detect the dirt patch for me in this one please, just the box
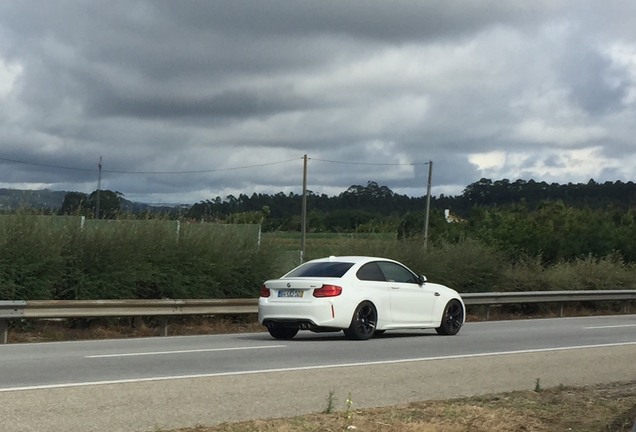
[168,381,636,432]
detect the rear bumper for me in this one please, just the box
[258,298,352,329]
[262,318,317,330]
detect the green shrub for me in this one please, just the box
[1,214,635,301]
[0,214,284,300]
[0,214,68,299]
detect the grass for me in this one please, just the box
[323,390,337,414]
[159,380,636,431]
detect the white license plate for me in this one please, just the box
[278,289,304,298]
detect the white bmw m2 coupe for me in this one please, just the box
[258,256,465,340]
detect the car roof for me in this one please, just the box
[306,256,395,265]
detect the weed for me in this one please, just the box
[343,391,354,431]
[535,378,542,392]
[324,390,336,414]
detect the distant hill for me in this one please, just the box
[0,188,69,210]
[0,188,184,213]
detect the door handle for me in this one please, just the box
[391,286,400,290]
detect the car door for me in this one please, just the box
[377,261,438,325]
[353,261,392,323]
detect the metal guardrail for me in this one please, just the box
[462,290,636,320]
[21,298,257,318]
[463,290,636,305]
[0,301,26,319]
[0,299,256,344]
[1,291,635,344]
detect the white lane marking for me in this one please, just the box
[85,344,285,358]
[2,341,636,393]
[584,324,636,329]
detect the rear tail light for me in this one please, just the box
[259,285,270,297]
[313,284,342,297]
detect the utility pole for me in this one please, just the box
[300,154,308,263]
[95,156,102,220]
[423,160,433,251]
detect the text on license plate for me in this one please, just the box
[278,289,304,298]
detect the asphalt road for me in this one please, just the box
[1,314,636,431]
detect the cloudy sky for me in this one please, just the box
[0,1,635,204]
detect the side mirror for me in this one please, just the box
[418,275,427,285]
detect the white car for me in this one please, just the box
[258,256,465,340]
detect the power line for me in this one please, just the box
[0,154,430,174]
[0,156,97,172]
[102,158,300,174]
[311,158,430,166]
[0,156,301,174]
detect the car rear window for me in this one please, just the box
[284,262,354,278]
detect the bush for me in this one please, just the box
[0,215,68,299]
[2,214,636,301]
[0,214,284,300]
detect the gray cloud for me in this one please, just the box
[560,44,628,115]
[0,0,635,204]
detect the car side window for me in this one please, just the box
[356,262,386,281]
[377,262,418,284]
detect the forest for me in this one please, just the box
[49,177,636,265]
[182,178,636,264]
[184,178,636,229]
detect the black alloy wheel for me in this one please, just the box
[435,299,464,336]
[267,325,299,340]
[344,301,377,340]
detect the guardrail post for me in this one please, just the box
[131,316,141,328]
[560,302,564,317]
[485,306,490,320]
[623,302,632,314]
[160,317,168,337]
[0,319,8,344]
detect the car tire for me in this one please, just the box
[343,301,377,340]
[267,325,299,340]
[435,299,464,336]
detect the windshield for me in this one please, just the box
[284,261,354,278]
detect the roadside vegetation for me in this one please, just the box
[2,178,636,303]
[0,214,281,301]
[1,210,636,302]
[162,380,636,432]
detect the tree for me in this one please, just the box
[87,190,123,219]
[226,205,271,224]
[59,192,89,215]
